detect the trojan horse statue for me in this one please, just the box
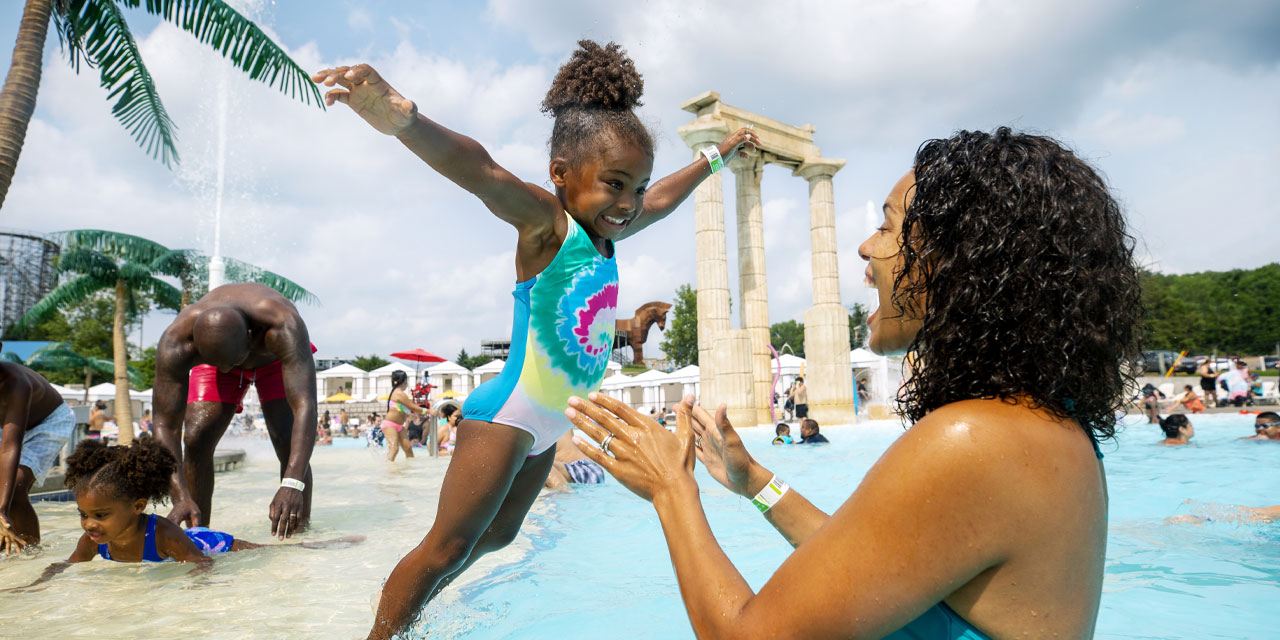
[614,301,673,366]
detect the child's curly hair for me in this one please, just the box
[64,436,176,505]
[542,40,653,163]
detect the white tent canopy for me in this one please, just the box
[473,360,506,374]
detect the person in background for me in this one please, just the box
[789,377,809,420]
[1196,357,1218,408]
[1167,385,1205,413]
[1251,412,1280,440]
[772,423,793,445]
[88,400,107,439]
[339,408,350,436]
[544,431,606,489]
[1139,384,1164,423]
[139,409,153,434]
[797,418,829,444]
[1157,414,1194,446]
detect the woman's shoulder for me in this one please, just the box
[907,398,1098,469]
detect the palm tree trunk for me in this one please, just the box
[83,365,90,403]
[0,0,54,211]
[113,279,135,445]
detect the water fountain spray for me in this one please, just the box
[207,55,230,291]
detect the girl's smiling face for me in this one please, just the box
[858,170,924,356]
[552,142,653,244]
[76,487,146,545]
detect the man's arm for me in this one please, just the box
[0,378,32,552]
[151,336,199,527]
[268,320,317,538]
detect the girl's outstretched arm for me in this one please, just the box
[618,128,758,240]
[2,534,96,593]
[313,65,560,232]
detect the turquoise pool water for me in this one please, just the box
[4,413,1277,638]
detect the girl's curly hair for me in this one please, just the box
[541,40,653,163]
[64,436,176,505]
[894,127,1143,442]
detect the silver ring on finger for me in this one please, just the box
[600,433,615,456]
[695,436,702,448]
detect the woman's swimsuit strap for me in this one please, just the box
[886,601,993,639]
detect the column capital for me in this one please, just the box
[795,157,846,181]
[727,152,765,177]
[678,117,731,150]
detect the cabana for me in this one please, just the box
[472,359,506,385]
[316,363,368,399]
[426,361,473,401]
[367,362,418,400]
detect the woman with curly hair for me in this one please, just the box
[315,40,757,638]
[568,127,1143,639]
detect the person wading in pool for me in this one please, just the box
[569,128,1142,639]
[151,283,317,540]
[0,350,76,554]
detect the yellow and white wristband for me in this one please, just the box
[280,478,306,492]
[700,145,724,174]
[751,475,789,513]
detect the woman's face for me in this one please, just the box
[858,170,924,355]
[1181,421,1195,440]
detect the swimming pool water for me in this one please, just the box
[3,413,1277,638]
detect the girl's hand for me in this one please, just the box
[312,64,418,136]
[566,392,697,503]
[683,397,767,498]
[717,127,760,162]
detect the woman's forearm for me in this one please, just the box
[653,479,756,640]
[742,463,831,548]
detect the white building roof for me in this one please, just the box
[606,360,622,372]
[631,369,670,383]
[427,361,472,375]
[317,363,367,378]
[473,359,506,374]
[600,373,632,389]
[850,348,882,366]
[369,362,417,376]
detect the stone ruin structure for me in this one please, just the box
[678,92,855,427]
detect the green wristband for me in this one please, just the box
[751,476,789,513]
[700,146,724,174]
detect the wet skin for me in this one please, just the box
[0,359,71,552]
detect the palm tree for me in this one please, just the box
[14,229,181,444]
[151,249,319,308]
[0,0,322,211]
[21,341,143,403]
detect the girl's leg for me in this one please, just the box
[384,426,400,462]
[401,429,415,459]
[366,419,549,640]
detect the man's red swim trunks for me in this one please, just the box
[187,344,317,411]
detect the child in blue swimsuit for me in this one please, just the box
[315,40,757,638]
[54,438,360,566]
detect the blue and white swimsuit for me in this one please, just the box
[97,513,235,562]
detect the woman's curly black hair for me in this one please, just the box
[64,436,176,505]
[893,127,1143,442]
[541,40,653,163]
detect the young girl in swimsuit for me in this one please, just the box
[381,370,429,462]
[314,40,756,638]
[4,438,361,591]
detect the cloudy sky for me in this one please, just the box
[1,0,1277,363]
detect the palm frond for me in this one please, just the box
[12,274,113,332]
[56,248,118,279]
[222,256,319,305]
[143,0,324,108]
[64,0,180,167]
[54,229,172,263]
[117,260,156,288]
[87,357,117,378]
[26,342,89,371]
[1,352,25,364]
[150,248,199,278]
[150,278,184,311]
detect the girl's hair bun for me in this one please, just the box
[542,40,644,116]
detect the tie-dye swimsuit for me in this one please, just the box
[463,212,618,455]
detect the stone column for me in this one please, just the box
[680,125,730,408]
[731,155,772,426]
[797,159,855,425]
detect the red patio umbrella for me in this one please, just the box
[390,348,448,386]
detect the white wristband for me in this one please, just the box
[750,475,789,513]
[700,145,724,174]
[280,478,306,492]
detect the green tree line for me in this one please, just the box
[1142,264,1280,354]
